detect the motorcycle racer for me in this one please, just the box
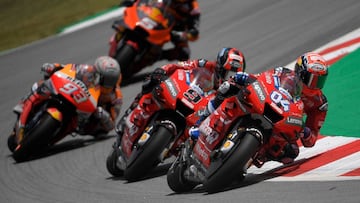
[295,52,328,147]
[189,52,329,164]
[115,47,246,144]
[11,56,122,139]
[118,0,200,61]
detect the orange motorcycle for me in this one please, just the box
[167,67,305,193]
[8,65,101,162]
[108,0,176,82]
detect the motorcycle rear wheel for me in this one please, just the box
[12,113,60,162]
[7,134,17,153]
[203,132,260,193]
[124,125,173,181]
[115,44,137,81]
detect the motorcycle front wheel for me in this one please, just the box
[203,132,260,193]
[115,43,137,81]
[12,113,60,162]
[7,134,17,153]
[124,125,173,181]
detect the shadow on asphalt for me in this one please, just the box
[166,157,317,195]
[10,134,115,163]
[106,162,172,182]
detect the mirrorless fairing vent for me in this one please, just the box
[263,103,283,124]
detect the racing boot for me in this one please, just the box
[181,139,204,183]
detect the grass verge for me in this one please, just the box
[0,0,119,52]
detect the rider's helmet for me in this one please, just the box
[94,56,121,93]
[294,52,328,90]
[216,47,246,83]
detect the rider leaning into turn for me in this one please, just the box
[189,52,329,164]
[115,47,247,141]
[119,0,200,61]
[11,56,123,138]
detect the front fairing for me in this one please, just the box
[48,65,100,115]
[157,68,215,121]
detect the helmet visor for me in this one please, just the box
[304,73,327,89]
[279,73,302,100]
[100,75,118,88]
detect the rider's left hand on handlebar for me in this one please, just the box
[233,72,249,86]
[41,63,62,79]
[151,68,167,82]
[300,127,311,140]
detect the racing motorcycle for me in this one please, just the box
[8,65,101,162]
[108,0,177,81]
[106,67,215,181]
[167,67,305,193]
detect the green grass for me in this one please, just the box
[0,0,119,52]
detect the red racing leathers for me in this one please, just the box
[300,85,328,147]
[118,59,217,139]
[198,67,328,164]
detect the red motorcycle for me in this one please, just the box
[106,67,215,181]
[167,67,305,193]
[108,0,177,81]
[8,65,101,162]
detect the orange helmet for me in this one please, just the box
[295,52,328,89]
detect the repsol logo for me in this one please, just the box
[286,116,303,126]
[66,76,91,97]
[252,81,265,102]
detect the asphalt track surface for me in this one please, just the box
[1,1,360,202]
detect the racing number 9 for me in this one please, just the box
[184,89,201,103]
[60,83,88,103]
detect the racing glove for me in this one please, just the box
[300,127,311,140]
[41,63,63,79]
[142,68,167,94]
[188,126,200,140]
[233,72,249,86]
